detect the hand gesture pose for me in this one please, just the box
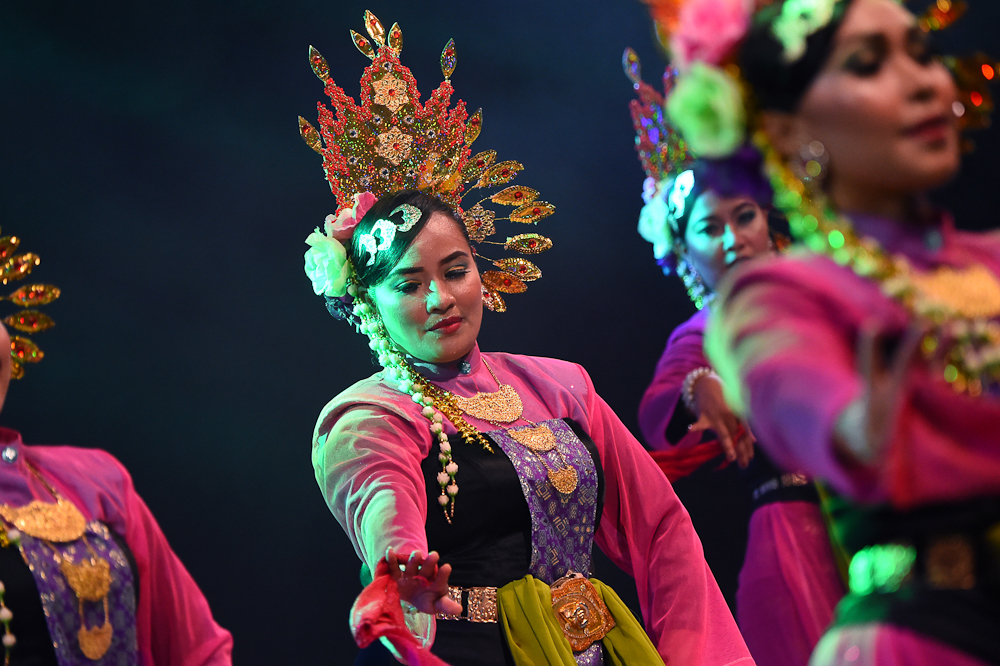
[386,549,463,616]
[689,373,756,469]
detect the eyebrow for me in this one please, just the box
[837,24,921,51]
[394,250,470,276]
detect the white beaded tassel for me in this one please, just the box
[0,528,19,665]
[352,294,459,522]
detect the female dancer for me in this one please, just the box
[625,54,844,666]
[0,235,231,664]
[653,0,1000,663]
[302,12,752,666]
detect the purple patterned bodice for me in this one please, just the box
[18,520,138,665]
[488,419,603,666]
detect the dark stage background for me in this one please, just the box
[1,1,997,663]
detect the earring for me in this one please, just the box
[677,260,710,310]
[795,140,829,193]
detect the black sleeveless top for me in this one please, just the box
[356,419,605,666]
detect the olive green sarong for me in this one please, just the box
[497,575,664,666]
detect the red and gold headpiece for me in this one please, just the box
[0,232,60,379]
[298,11,555,312]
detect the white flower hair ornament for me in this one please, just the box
[637,171,696,268]
[304,231,352,298]
[772,0,838,62]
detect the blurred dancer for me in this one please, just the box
[644,0,1000,663]
[0,232,232,664]
[625,52,844,666]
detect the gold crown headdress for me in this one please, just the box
[0,231,60,379]
[623,49,693,183]
[298,10,555,312]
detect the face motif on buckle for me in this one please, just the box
[549,573,615,652]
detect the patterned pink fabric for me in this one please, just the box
[707,213,1000,663]
[639,311,844,665]
[313,346,754,666]
[0,428,232,666]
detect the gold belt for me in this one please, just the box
[436,585,498,623]
[436,574,616,652]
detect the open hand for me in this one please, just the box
[838,323,926,463]
[689,373,755,468]
[386,549,463,616]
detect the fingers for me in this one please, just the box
[417,551,440,579]
[735,431,755,468]
[386,549,400,579]
[432,563,462,614]
[891,324,927,390]
[856,322,882,388]
[404,551,424,579]
[688,414,709,434]
[716,423,737,463]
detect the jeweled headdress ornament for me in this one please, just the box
[0,231,60,379]
[299,10,555,312]
[625,47,775,309]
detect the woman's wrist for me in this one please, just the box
[682,367,720,414]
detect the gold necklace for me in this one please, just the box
[0,464,86,543]
[0,462,114,659]
[756,128,1000,395]
[452,360,524,423]
[453,359,578,495]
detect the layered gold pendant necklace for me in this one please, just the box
[0,462,115,660]
[451,359,579,495]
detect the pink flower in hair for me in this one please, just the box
[324,191,379,242]
[671,0,752,72]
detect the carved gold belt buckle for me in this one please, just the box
[550,572,615,652]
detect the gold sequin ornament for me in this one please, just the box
[1,463,115,659]
[906,264,1000,320]
[453,383,523,423]
[452,359,578,495]
[0,497,85,542]
[300,11,555,314]
[0,228,59,380]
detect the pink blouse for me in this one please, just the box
[313,345,753,666]
[0,428,233,666]
[706,213,1000,508]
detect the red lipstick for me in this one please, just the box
[904,114,951,142]
[429,316,462,334]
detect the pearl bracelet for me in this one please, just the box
[682,367,720,413]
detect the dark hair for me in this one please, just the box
[673,144,774,240]
[348,190,470,288]
[740,0,855,112]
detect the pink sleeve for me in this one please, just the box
[638,322,709,450]
[313,401,430,574]
[705,261,875,501]
[122,468,233,665]
[580,369,753,666]
[708,257,1000,507]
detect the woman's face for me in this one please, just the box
[369,212,483,364]
[793,0,960,211]
[683,192,772,291]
